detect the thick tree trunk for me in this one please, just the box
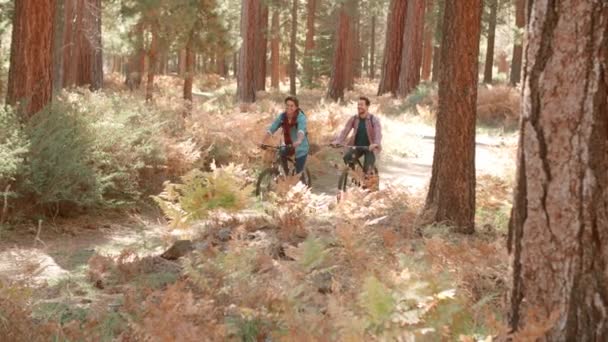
[420,0,434,81]
[255,3,269,91]
[509,0,524,85]
[369,15,376,79]
[483,0,497,84]
[178,49,186,76]
[237,0,259,103]
[216,53,227,77]
[303,0,317,87]
[87,0,103,90]
[327,4,351,101]
[289,0,298,95]
[183,33,194,115]
[497,50,509,74]
[270,9,280,89]
[6,0,56,119]
[145,25,159,102]
[377,0,407,96]
[422,0,481,233]
[398,0,425,97]
[507,1,608,339]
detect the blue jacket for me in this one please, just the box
[267,111,309,158]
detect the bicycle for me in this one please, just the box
[330,144,380,200]
[255,144,312,200]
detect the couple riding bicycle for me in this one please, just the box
[258,95,382,195]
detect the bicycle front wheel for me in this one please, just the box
[256,168,280,200]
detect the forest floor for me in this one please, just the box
[0,78,518,340]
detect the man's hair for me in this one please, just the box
[285,96,299,107]
[359,96,371,107]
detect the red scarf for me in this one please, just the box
[282,113,298,155]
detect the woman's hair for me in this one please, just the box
[284,96,300,108]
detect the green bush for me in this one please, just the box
[0,107,28,190]
[12,91,169,214]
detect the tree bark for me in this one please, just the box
[303,0,317,87]
[398,0,425,97]
[289,0,298,95]
[369,15,376,79]
[422,0,481,233]
[327,4,351,101]
[420,0,434,81]
[237,0,259,103]
[255,3,269,91]
[270,9,280,89]
[483,0,497,84]
[507,1,608,339]
[509,0,524,85]
[346,1,359,90]
[6,0,56,119]
[377,0,407,96]
[178,49,186,76]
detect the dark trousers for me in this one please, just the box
[344,149,375,173]
[280,147,307,174]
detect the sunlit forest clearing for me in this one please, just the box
[0,0,606,341]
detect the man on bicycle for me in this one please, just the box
[261,96,309,175]
[332,96,382,174]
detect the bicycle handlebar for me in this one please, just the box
[329,144,371,150]
[259,144,293,150]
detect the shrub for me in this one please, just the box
[152,164,254,228]
[0,106,28,194]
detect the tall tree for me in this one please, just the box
[183,32,194,112]
[303,0,317,87]
[377,0,407,96]
[508,1,608,339]
[422,0,482,233]
[62,0,103,90]
[270,9,280,89]
[255,2,269,91]
[52,0,66,96]
[420,0,434,81]
[327,3,351,101]
[509,0,524,85]
[483,0,498,84]
[289,0,298,95]
[369,15,376,79]
[398,0,425,97]
[145,21,159,102]
[6,0,56,118]
[237,0,259,103]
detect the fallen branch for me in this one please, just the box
[34,219,46,248]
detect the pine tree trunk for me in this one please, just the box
[270,9,280,89]
[216,53,227,77]
[377,0,407,96]
[509,0,524,85]
[369,15,376,79]
[327,4,351,101]
[87,0,103,90]
[289,0,298,95]
[183,32,194,115]
[255,3,269,91]
[483,0,497,84]
[145,25,159,102]
[62,0,78,87]
[398,0,425,97]
[237,0,259,103]
[346,1,359,90]
[420,0,434,81]
[422,0,481,233]
[6,0,56,119]
[233,52,238,78]
[303,0,317,87]
[508,2,608,339]
[178,49,186,76]
[52,0,66,97]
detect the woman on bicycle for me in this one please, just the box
[260,96,309,175]
[332,96,382,174]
